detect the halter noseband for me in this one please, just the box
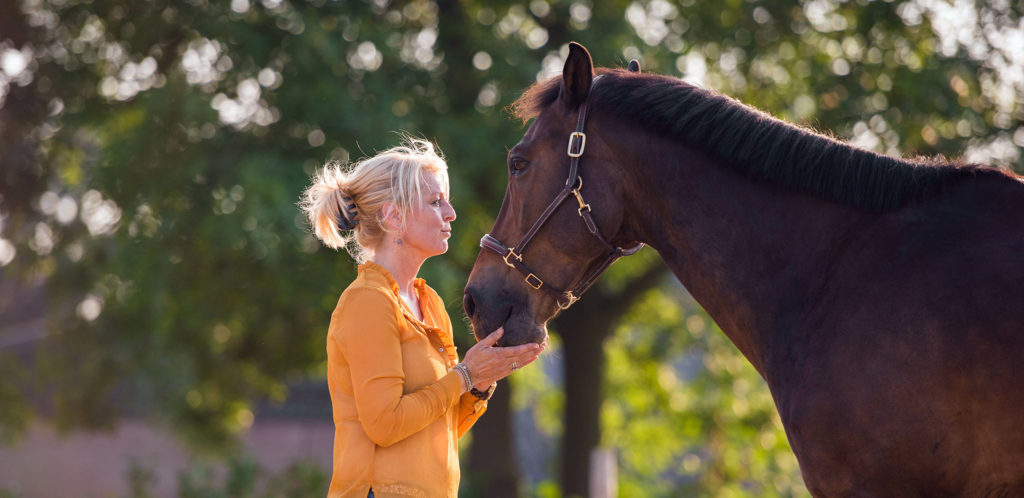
[480,76,644,310]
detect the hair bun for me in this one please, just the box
[336,195,360,230]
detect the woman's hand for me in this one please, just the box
[461,328,545,390]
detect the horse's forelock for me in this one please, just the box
[510,68,625,123]
[509,76,562,123]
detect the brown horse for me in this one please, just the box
[463,42,1024,496]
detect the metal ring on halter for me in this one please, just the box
[512,361,519,371]
[557,291,579,310]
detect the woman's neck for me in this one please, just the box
[371,244,423,298]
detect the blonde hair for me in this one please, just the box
[300,137,450,263]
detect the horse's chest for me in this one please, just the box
[768,355,1024,496]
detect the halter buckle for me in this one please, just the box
[567,132,586,158]
[525,273,544,290]
[503,248,523,269]
[557,291,579,310]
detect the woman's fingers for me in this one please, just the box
[515,348,542,366]
[464,331,548,386]
[500,342,544,373]
[478,327,504,347]
[467,327,503,356]
[514,349,542,368]
[497,342,540,358]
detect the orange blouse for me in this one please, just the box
[326,261,488,498]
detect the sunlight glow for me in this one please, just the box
[677,51,707,87]
[626,1,677,47]
[211,78,279,129]
[0,239,15,266]
[569,3,591,30]
[1,48,28,77]
[181,38,228,86]
[80,190,122,236]
[966,133,1021,168]
[476,82,499,109]
[349,41,383,71]
[231,0,250,14]
[0,44,34,108]
[915,0,1024,115]
[472,51,492,71]
[76,294,103,322]
[537,50,564,82]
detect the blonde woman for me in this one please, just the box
[301,138,544,498]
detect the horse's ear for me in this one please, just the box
[560,42,594,108]
[627,59,641,73]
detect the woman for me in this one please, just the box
[301,138,544,498]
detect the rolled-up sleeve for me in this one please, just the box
[455,391,489,438]
[331,288,464,447]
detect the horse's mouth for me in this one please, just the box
[493,306,515,346]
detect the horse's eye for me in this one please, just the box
[509,157,530,175]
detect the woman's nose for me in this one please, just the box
[444,201,456,222]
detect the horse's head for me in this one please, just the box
[464,43,643,346]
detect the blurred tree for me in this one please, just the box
[550,250,668,497]
[0,0,1021,496]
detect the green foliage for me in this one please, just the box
[511,334,565,437]
[0,353,31,445]
[125,459,157,498]
[604,289,808,497]
[123,457,327,498]
[261,460,331,498]
[177,457,258,498]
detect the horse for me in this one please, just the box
[462,42,1024,496]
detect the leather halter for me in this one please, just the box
[480,76,644,310]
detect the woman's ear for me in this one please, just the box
[380,203,403,231]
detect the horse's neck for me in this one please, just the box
[622,142,869,377]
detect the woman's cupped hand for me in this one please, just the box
[461,328,545,390]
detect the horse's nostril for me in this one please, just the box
[463,292,476,319]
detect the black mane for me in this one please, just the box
[512,69,1006,212]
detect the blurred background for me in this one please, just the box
[1,0,1021,496]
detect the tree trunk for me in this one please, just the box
[554,259,668,497]
[464,379,519,498]
[558,310,608,498]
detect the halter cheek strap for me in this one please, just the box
[480,75,644,310]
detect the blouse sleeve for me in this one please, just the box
[330,288,465,447]
[440,307,490,438]
[455,388,490,438]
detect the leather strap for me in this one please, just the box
[480,75,644,310]
[480,233,573,300]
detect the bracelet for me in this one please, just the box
[453,363,472,392]
[469,383,495,401]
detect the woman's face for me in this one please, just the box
[401,173,456,261]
